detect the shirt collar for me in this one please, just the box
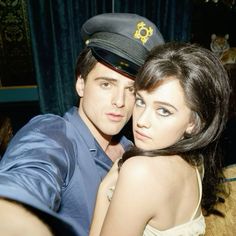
[64,106,133,156]
[63,106,97,152]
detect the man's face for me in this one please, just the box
[76,62,135,140]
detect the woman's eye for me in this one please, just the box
[157,108,172,117]
[135,98,145,107]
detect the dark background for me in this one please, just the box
[1,0,236,166]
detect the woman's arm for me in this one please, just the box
[90,157,157,236]
[89,159,120,236]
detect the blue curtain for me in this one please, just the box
[27,0,192,115]
[114,0,192,42]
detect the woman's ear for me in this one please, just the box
[185,121,196,135]
[76,76,85,97]
[185,112,201,135]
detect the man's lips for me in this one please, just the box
[134,129,151,140]
[106,112,124,122]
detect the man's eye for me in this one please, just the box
[157,108,172,117]
[127,86,135,93]
[101,82,111,88]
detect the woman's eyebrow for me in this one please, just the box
[154,101,178,111]
[136,91,178,111]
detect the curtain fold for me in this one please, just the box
[27,0,192,115]
[114,0,192,42]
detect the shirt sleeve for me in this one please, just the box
[0,114,75,211]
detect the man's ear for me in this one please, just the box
[76,76,85,97]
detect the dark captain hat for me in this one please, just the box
[81,13,165,79]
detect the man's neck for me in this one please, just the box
[105,141,125,162]
[78,109,125,162]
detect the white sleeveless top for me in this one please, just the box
[143,168,205,236]
[106,168,205,236]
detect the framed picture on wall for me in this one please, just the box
[0,0,36,87]
[0,0,38,103]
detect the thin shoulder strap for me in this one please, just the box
[190,167,203,220]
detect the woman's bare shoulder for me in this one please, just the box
[119,155,179,185]
[117,156,181,210]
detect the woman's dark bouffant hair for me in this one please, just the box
[119,42,231,216]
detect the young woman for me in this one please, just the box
[89,42,231,236]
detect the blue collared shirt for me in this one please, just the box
[0,107,132,235]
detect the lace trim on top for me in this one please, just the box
[143,214,205,236]
[143,167,205,236]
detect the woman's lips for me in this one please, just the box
[134,129,150,140]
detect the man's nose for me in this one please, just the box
[112,89,125,108]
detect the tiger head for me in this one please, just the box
[210,34,230,57]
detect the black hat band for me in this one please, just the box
[86,32,149,66]
[90,47,139,79]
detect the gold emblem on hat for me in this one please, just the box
[120,61,129,67]
[134,21,153,45]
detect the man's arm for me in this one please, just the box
[0,114,74,211]
[0,198,53,236]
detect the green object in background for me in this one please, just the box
[0,86,39,102]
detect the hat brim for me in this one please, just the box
[90,47,139,79]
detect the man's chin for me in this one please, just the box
[102,127,124,136]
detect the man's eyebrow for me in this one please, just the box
[94,77,134,86]
[94,77,117,82]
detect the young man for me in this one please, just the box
[0,13,164,235]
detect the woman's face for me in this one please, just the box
[133,77,195,150]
